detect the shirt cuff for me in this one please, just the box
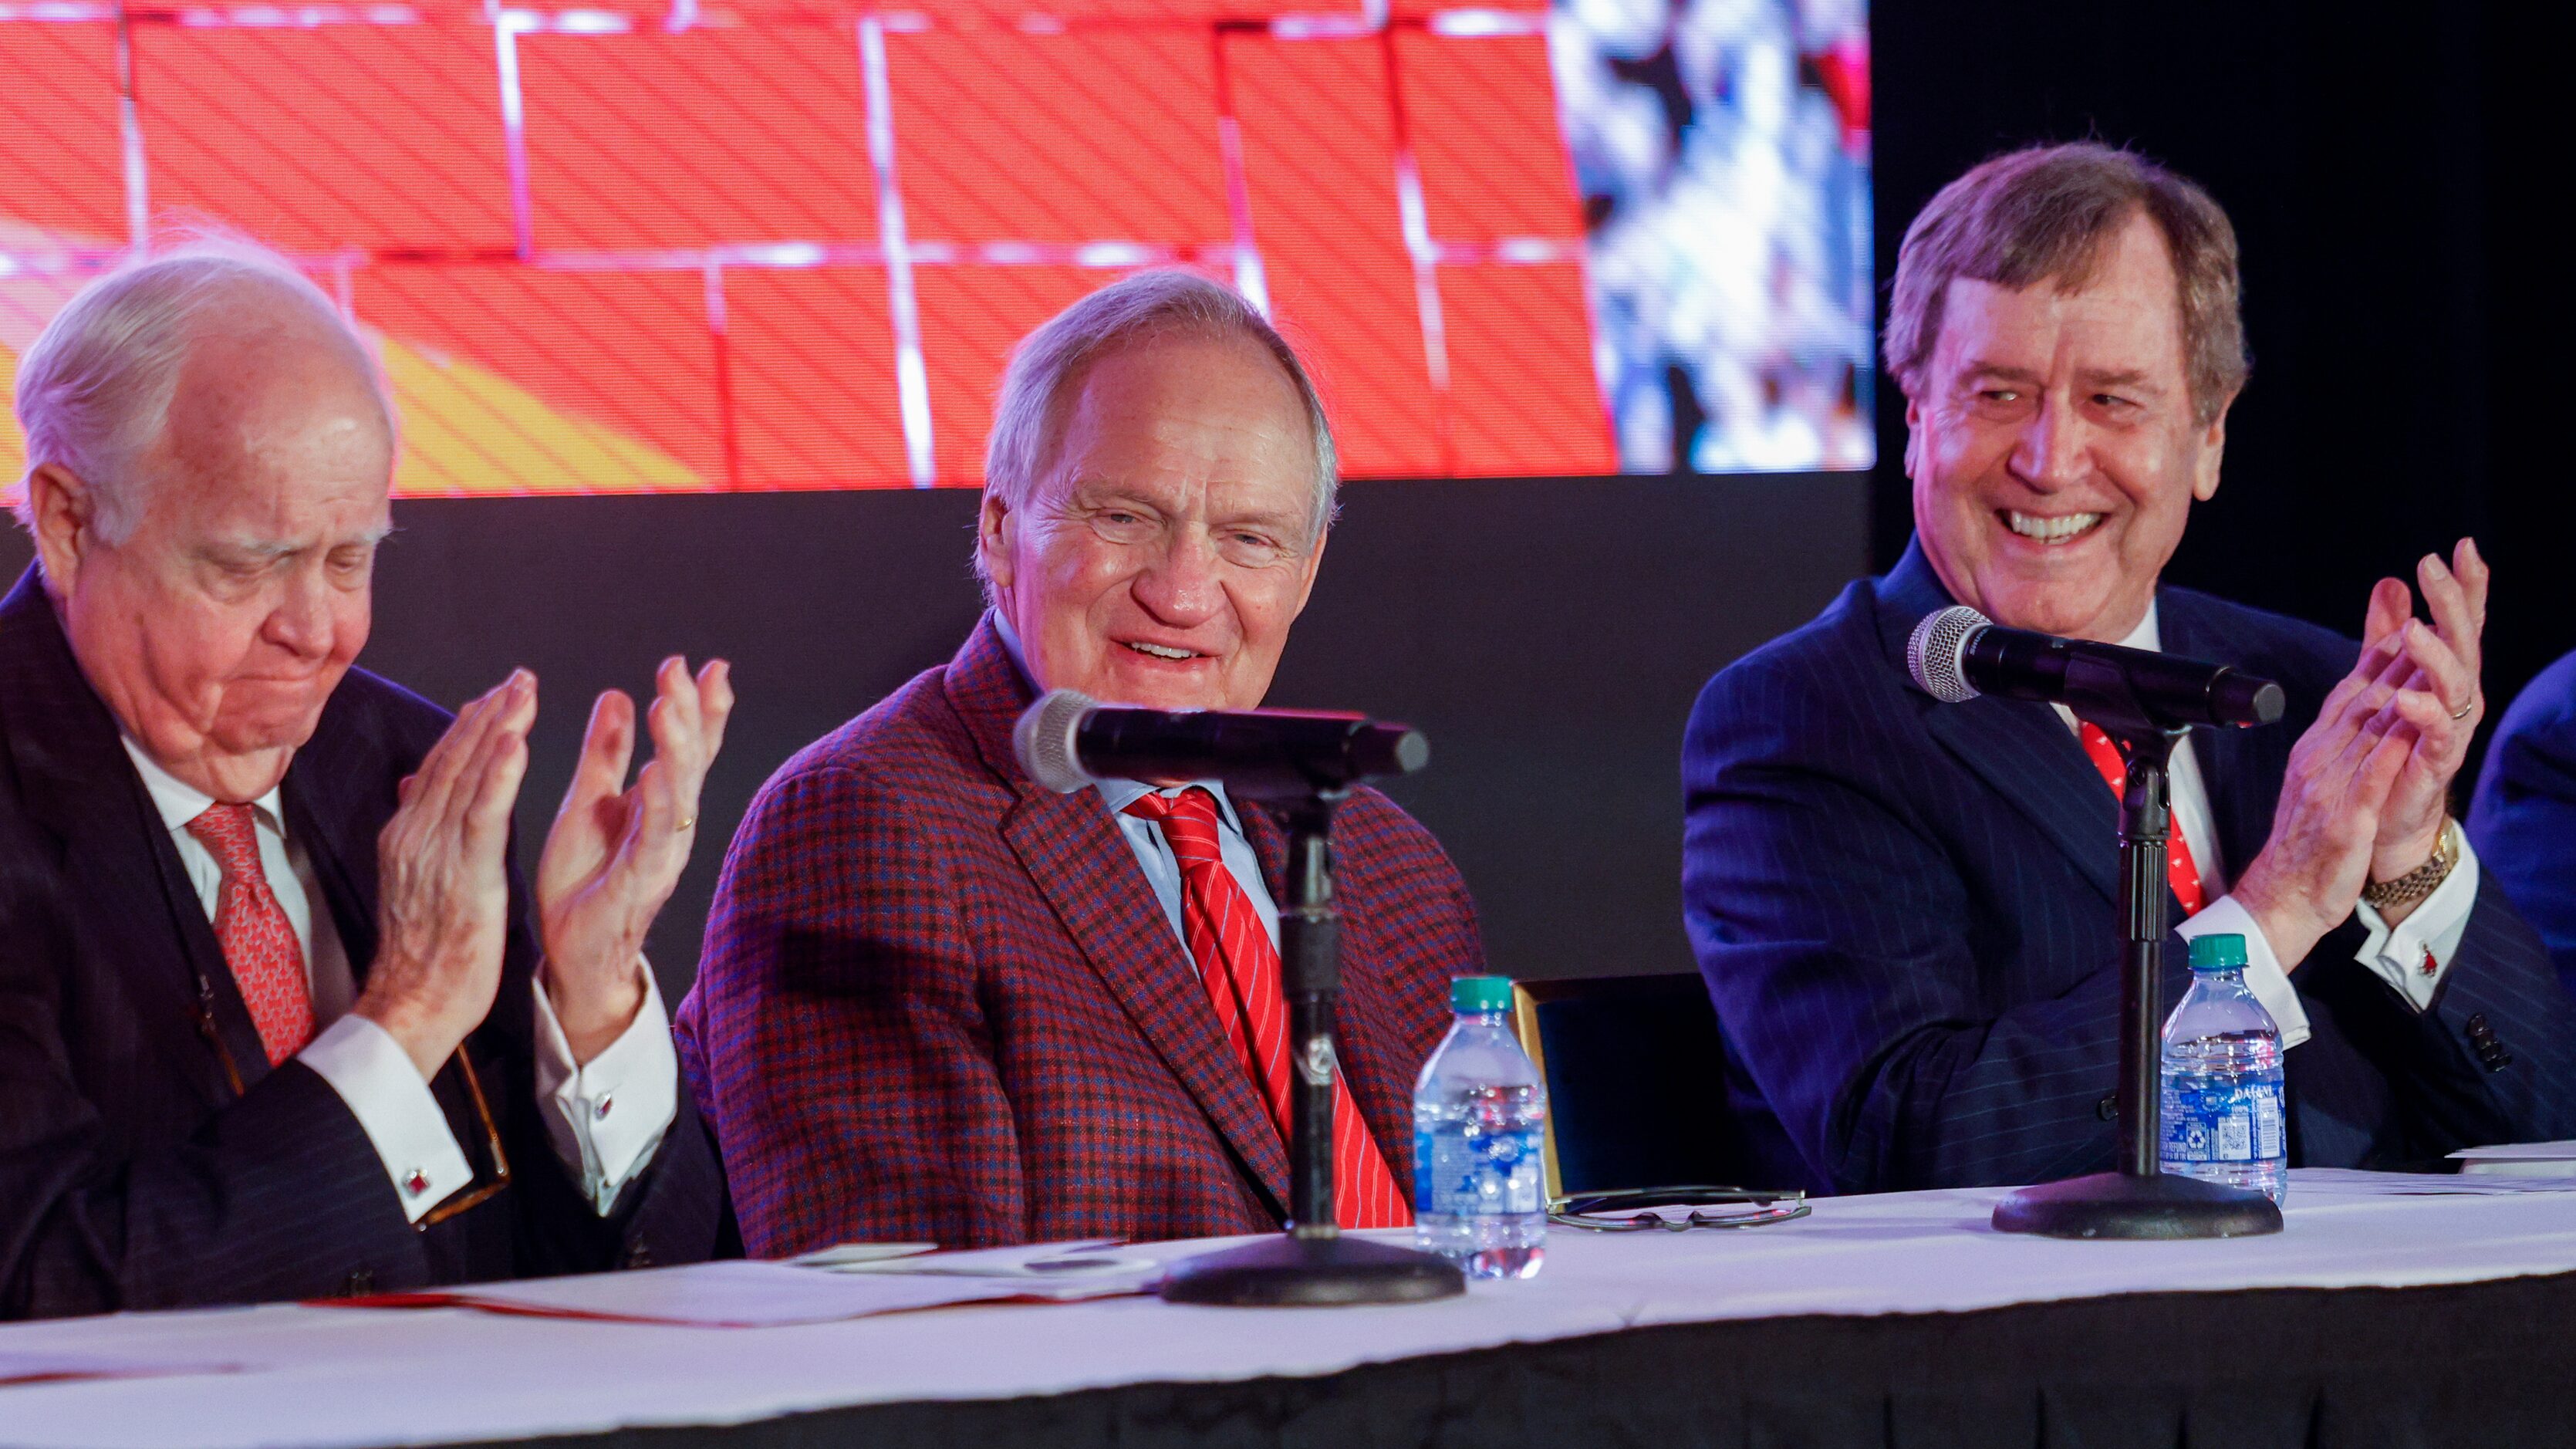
[2353,836,2482,1013]
[299,1014,474,1225]
[532,961,679,1215]
[2181,895,2312,1049]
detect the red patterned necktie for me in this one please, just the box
[2076,723,2209,917]
[185,802,316,1067]
[1123,789,1411,1230]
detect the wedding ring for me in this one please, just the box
[2450,700,2474,721]
[678,816,699,831]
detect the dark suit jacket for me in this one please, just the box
[677,618,1482,1257]
[2471,647,2576,993]
[1683,542,2576,1195]
[0,569,722,1319]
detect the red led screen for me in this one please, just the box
[2,1,1871,492]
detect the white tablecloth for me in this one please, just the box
[6,1170,2575,1449]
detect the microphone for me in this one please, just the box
[1013,689,1430,799]
[1906,605,2285,729]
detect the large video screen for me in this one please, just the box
[1,0,1869,495]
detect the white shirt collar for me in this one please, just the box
[2116,601,2163,654]
[119,736,287,836]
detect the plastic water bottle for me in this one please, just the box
[2159,933,2287,1205]
[1413,975,1548,1279]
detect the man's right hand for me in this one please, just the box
[2231,634,2426,969]
[353,670,538,1082]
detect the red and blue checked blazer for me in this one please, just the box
[675,618,1483,1257]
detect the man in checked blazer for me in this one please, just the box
[1684,144,2576,1197]
[680,272,1482,1255]
[1,247,733,1318]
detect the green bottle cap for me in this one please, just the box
[1451,975,1514,1014]
[2188,933,2249,972]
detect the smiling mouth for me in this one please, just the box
[1122,640,1206,662]
[2001,510,2105,545]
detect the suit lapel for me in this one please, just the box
[2157,593,2293,876]
[281,709,386,983]
[0,568,264,1099]
[1874,545,2120,905]
[947,617,1294,1214]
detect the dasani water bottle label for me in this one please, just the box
[1418,1124,1543,1216]
[2160,1076,2284,1164]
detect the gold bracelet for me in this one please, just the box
[2361,818,2459,911]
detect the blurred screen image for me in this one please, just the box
[0,0,1869,495]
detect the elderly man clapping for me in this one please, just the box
[0,245,734,1319]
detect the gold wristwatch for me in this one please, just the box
[2360,817,2460,911]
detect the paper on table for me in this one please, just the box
[2,1352,242,1389]
[826,1238,1150,1282]
[2291,1167,2576,1196]
[2450,1140,2576,1176]
[324,1258,1142,1329]
[788,1241,941,1269]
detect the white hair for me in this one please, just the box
[11,239,386,543]
[975,269,1338,593]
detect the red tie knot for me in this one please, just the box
[1123,787,1226,857]
[185,802,265,877]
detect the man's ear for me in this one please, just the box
[977,491,1015,592]
[2190,400,2232,502]
[1902,394,1924,482]
[25,463,100,597]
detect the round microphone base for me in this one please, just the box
[1157,1230,1467,1307]
[1991,1170,2282,1240]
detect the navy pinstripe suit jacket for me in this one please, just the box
[0,569,724,1319]
[2470,647,2576,990]
[677,617,1479,1257]
[1683,543,2576,1195]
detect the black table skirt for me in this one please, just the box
[511,1271,2576,1449]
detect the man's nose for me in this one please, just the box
[2010,397,2088,491]
[1129,528,1225,626]
[262,570,338,658]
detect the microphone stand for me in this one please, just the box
[1991,657,2283,1239]
[1160,789,1467,1305]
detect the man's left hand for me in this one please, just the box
[538,657,735,1063]
[2359,537,2486,900]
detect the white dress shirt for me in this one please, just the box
[121,738,678,1221]
[2051,606,2481,1049]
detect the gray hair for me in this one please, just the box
[976,270,1338,593]
[1886,142,2250,427]
[12,238,385,543]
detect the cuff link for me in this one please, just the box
[593,1092,615,1122]
[403,1167,430,1197]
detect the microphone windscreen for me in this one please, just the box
[1012,689,1099,793]
[1906,605,1989,704]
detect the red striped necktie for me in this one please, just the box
[2076,723,2209,917]
[1122,788,1411,1229]
[185,802,316,1066]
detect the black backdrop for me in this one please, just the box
[6,0,2566,996]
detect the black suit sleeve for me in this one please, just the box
[0,920,434,1317]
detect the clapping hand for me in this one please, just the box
[536,657,735,1063]
[2358,539,2486,898]
[2233,538,2488,963]
[358,671,538,1081]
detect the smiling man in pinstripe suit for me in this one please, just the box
[1683,144,2576,1196]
